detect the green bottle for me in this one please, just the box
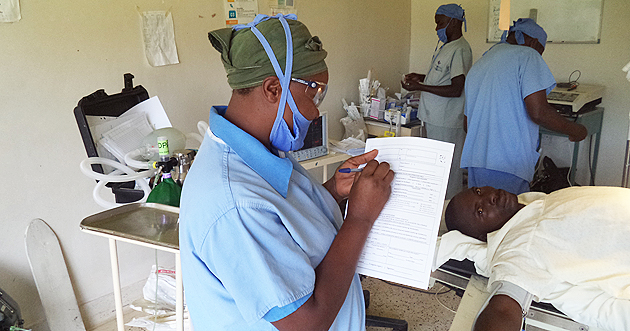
[146,136,182,207]
[147,172,182,207]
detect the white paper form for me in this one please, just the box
[357,137,454,289]
[88,96,172,172]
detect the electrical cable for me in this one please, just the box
[152,249,158,331]
[379,279,452,295]
[376,279,457,313]
[568,70,581,85]
[434,285,457,314]
[589,135,595,186]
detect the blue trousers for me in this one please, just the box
[467,167,530,195]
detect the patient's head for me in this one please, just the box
[445,187,525,242]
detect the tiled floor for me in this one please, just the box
[91,277,461,331]
[363,276,461,331]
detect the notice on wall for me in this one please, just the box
[0,0,21,22]
[224,0,258,26]
[269,0,296,16]
[357,137,454,290]
[141,11,179,67]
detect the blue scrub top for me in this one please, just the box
[179,106,365,330]
[461,43,556,181]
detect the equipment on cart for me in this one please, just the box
[74,74,203,208]
[0,287,23,331]
[74,73,154,204]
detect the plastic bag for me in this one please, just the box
[340,117,367,141]
[341,100,367,141]
[142,265,182,311]
[125,310,192,331]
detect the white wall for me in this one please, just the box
[410,0,630,186]
[0,0,410,328]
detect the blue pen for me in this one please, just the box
[338,167,363,173]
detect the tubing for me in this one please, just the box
[80,157,155,182]
[92,170,151,209]
[91,170,120,209]
[124,148,152,170]
[185,132,203,146]
[81,157,154,209]
[197,121,209,136]
[81,125,207,208]
[180,121,208,148]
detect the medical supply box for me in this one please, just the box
[74,73,149,203]
[384,106,418,125]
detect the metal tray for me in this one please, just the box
[80,203,180,249]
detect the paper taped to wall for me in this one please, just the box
[0,0,21,22]
[141,11,179,67]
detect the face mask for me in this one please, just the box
[269,106,312,151]
[437,18,453,43]
[234,14,313,152]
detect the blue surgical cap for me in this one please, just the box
[501,18,548,48]
[435,4,467,32]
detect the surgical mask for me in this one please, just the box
[233,14,313,152]
[270,105,313,152]
[437,18,453,43]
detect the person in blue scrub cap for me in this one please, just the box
[402,3,473,200]
[460,18,587,195]
[178,14,395,331]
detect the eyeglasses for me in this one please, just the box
[291,77,328,107]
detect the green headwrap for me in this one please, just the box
[208,18,328,90]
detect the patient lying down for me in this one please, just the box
[444,186,630,331]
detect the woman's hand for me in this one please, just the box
[323,149,379,203]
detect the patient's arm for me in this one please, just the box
[474,295,523,331]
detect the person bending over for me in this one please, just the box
[179,14,394,330]
[444,186,630,331]
[460,18,587,195]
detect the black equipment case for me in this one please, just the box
[74,73,149,203]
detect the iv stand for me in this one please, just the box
[622,62,630,188]
[622,111,630,188]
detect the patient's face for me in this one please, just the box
[451,187,524,241]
